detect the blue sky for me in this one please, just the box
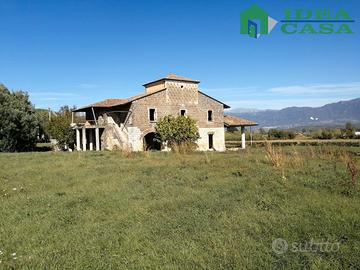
[0,0,359,110]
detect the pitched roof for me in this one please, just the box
[73,98,129,111]
[198,91,230,109]
[73,89,166,112]
[89,98,129,107]
[73,74,229,112]
[224,115,258,126]
[143,73,200,86]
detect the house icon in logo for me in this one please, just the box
[240,4,277,38]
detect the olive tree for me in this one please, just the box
[155,115,200,151]
[0,84,39,152]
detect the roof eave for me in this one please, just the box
[73,88,167,112]
[198,91,230,109]
[143,78,200,87]
[72,101,132,112]
[224,123,258,127]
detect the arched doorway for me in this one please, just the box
[144,132,161,151]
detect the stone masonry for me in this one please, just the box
[72,74,230,151]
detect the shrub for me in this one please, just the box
[311,125,356,140]
[267,129,296,140]
[343,122,355,139]
[321,129,333,139]
[225,130,265,141]
[48,106,75,150]
[155,115,200,150]
[0,84,39,152]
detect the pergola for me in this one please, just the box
[224,115,258,149]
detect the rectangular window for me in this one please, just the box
[180,109,186,116]
[149,108,156,122]
[208,133,214,149]
[207,110,213,122]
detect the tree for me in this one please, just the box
[320,128,333,139]
[155,115,200,149]
[344,122,355,139]
[0,84,39,152]
[259,128,266,135]
[267,129,295,140]
[35,108,51,142]
[48,106,75,150]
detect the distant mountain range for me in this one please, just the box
[228,98,360,128]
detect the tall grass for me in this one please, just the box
[290,145,305,168]
[263,144,359,194]
[264,141,284,168]
[0,147,359,269]
[340,151,358,194]
[264,141,286,180]
[171,141,198,154]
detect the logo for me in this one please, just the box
[272,238,288,254]
[240,4,278,38]
[272,238,341,254]
[240,4,355,39]
[281,8,354,35]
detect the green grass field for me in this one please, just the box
[0,146,359,269]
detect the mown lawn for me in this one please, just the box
[0,146,359,269]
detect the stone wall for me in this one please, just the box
[145,81,166,94]
[127,126,143,151]
[197,127,225,151]
[125,82,226,151]
[100,116,131,151]
[77,80,226,152]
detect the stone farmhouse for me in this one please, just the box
[72,74,257,151]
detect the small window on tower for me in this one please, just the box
[180,109,186,116]
[149,108,156,122]
[207,110,213,122]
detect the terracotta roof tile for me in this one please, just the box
[89,98,129,107]
[143,73,200,86]
[224,115,258,126]
[73,74,229,112]
[73,89,166,112]
[165,73,199,82]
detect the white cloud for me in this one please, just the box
[207,82,360,110]
[226,97,356,110]
[268,82,360,94]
